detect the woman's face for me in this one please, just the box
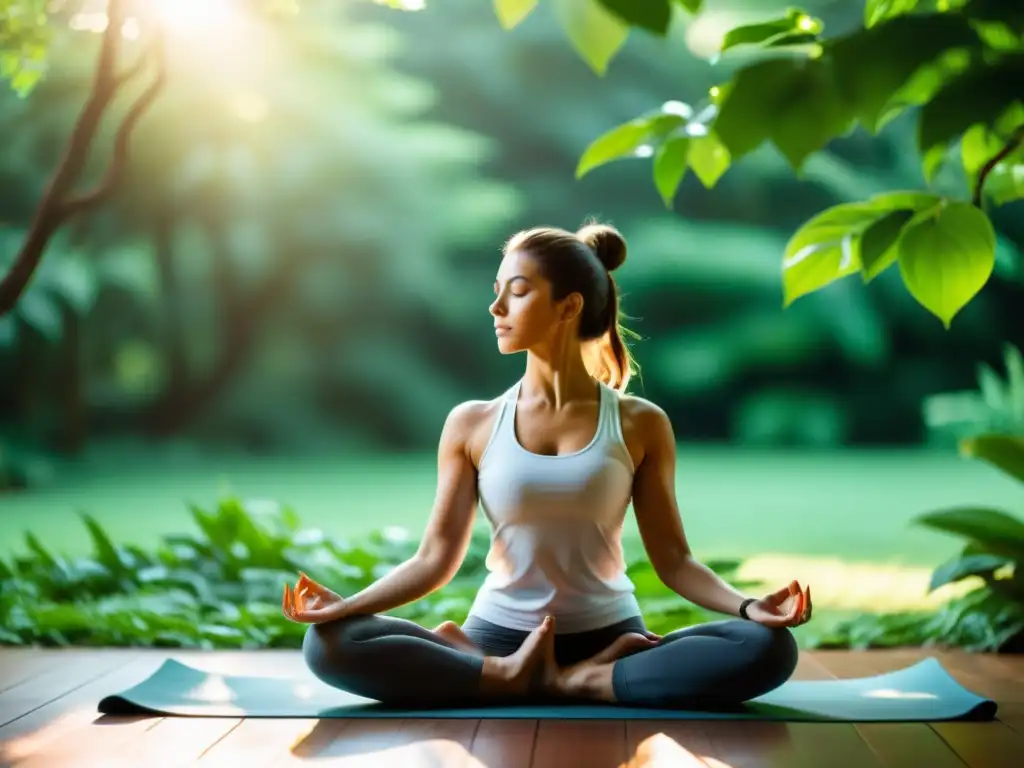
[490,249,579,354]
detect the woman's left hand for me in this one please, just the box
[282,573,347,624]
[745,580,812,628]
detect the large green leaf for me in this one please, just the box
[713,57,853,170]
[493,0,539,29]
[654,134,690,207]
[928,553,1014,592]
[719,8,823,53]
[576,103,691,178]
[960,433,1024,484]
[551,0,630,75]
[913,506,1024,558]
[597,0,672,35]
[781,192,940,302]
[674,0,703,13]
[827,14,983,132]
[687,131,731,189]
[859,209,916,281]
[781,203,882,305]
[897,201,996,328]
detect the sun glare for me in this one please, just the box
[153,0,236,34]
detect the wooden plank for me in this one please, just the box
[815,649,972,768]
[0,649,64,695]
[0,653,157,765]
[55,716,242,768]
[532,720,628,768]
[932,650,1024,704]
[931,722,1024,768]
[0,650,132,728]
[624,721,712,767]
[273,718,480,767]
[470,720,537,768]
[14,714,160,768]
[196,718,325,768]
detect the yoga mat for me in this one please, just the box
[98,656,997,722]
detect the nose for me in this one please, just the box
[489,296,505,318]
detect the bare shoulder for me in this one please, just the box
[617,393,674,466]
[442,396,506,465]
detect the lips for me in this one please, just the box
[495,325,511,335]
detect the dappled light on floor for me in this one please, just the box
[0,708,96,764]
[736,554,979,613]
[624,733,730,768]
[298,737,488,766]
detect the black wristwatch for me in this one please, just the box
[739,598,756,620]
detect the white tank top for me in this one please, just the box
[467,378,641,633]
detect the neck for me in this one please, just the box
[522,331,595,408]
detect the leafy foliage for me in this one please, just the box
[924,344,1024,442]
[0,497,747,647]
[568,0,1024,328]
[0,0,50,95]
[824,430,1024,652]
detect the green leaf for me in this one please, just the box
[928,553,1014,592]
[82,514,130,576]
[719,8,823,53]
[986,162,1024,206]
[493,0,539,29]
[828,14,983,133]
[596,0,672,35]
[864,0,921,27]
[859,209,916,281]
[782,203,881,305]
[551,0,630,75]
[713,57,853,170]
[897,201,996,328]
[918,58,1024,156]
[913,506,1024,558]
[687,131,731,188]
[960,433,1024,484]
[654,135,689,206]
[576,104,690,178]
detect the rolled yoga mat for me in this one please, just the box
[98,656,997,722]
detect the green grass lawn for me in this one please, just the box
[2,443,1019,625]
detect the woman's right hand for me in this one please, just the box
[282,572,347,624]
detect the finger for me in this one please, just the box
[769,584,792,602]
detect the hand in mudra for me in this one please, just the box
[746,580,812,628]
[282,573,347,624]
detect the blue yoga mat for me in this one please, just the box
[97,656,996,722]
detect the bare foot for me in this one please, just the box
[552,632,657,701]
[480,616,556,697]
[433,621,484,656]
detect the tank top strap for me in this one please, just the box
[599,382,632,464]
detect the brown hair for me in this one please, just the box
[504,220,638,392]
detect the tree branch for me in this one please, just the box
[0,0,162,318]
[62,35,167,217]
[973,126,1024,208]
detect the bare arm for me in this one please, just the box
[339,401,483,618]
[630,401,752,617]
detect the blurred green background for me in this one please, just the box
[1,0,1023,650]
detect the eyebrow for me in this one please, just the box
[495,275,531,287]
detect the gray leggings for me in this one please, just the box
[302,612,799,709]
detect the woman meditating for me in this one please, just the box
[282,222,812,709]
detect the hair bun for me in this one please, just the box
[577,223,627,272]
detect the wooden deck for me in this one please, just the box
[0,646,1021,767]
